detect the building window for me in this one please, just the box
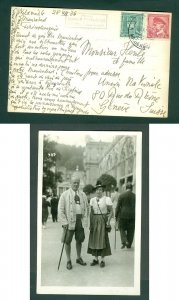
[127,156,134,174]
[126,137,134,157]
[119,178,125,192]
[120,148,126,177]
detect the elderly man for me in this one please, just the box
[115,183,135,249]
[58,174,88,270]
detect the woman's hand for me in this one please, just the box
[62,224,68,229]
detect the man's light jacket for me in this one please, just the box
[58,188,88,230]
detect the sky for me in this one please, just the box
[42,130,124,146]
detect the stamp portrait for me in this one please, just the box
[147,14,170,38]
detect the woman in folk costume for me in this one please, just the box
[87,180,113,267]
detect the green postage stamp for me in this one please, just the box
[120,12,144,38]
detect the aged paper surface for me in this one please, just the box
[8,7,171,117]
[36,131,142,295]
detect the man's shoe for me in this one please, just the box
[66,260,72,270]
[90,259,99,266]
[126,242,131,248]
[100,261,105,268]
[121,244,125,249]
[76,257,87,266]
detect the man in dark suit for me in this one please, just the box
[51,193,59,222]
[115,183,135,249]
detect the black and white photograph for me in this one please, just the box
[36,130,142,295]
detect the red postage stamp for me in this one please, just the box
[147,14,170,38]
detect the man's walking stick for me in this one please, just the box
[58,225,68,270]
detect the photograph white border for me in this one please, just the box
[36,130,142,295]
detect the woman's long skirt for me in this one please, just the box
[87,214,111,257]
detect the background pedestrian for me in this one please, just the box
[42,195,51,229]
[115,183,135,249]
[51,191,59,222]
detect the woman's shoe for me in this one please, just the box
[90,259,99,266]
[100,261,105,268]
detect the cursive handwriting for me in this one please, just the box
[80,39,117,57]
[8,7,168,118]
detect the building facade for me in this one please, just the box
[83,141,110,186]
[83,135,136,193]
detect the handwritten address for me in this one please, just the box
[8,7,171,117]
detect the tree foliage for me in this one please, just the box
[42,135,84,193]
[56,144,84,171]
[43,136,61,193]
[97,173,117,192]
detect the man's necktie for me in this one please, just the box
[74,192,80,204]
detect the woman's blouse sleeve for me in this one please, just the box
[90,198,94,206]
[106,197,113,206]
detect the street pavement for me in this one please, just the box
[41,217,134,287]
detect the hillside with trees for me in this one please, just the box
[43,135,84,193]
